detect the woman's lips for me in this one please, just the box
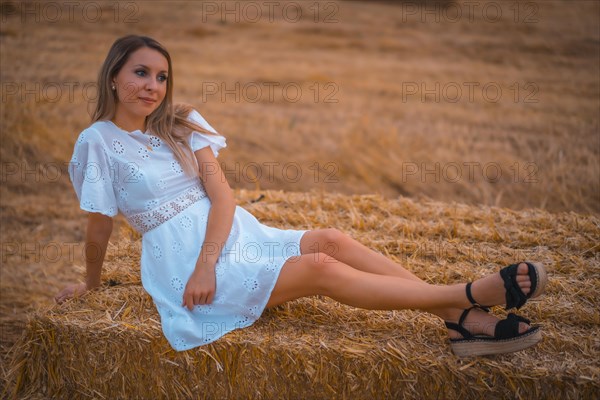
[139,97,157,105]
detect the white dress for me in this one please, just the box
[68,109,308,351]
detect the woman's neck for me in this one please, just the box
[111,111,145,133]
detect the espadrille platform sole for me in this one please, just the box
[450,325,542,357]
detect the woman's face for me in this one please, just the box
[112,47,169,121]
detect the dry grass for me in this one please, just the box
[3,189,600,399]
[1,0,599,398]
[0,0,598,213]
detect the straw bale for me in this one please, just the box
[4,189,599,399]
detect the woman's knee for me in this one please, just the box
[300,228,347,255]
[317,228,347,253]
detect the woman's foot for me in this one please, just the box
[467,262,547,309]
[444,307,530,340]
[443,306,542,357]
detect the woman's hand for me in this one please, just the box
[182,266,216,311]
[54,282,89,304]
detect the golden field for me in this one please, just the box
[4,190,600,399]
[0,0,599,398]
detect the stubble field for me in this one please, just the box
[0,0,598,398]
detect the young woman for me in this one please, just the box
[55,35,548,357]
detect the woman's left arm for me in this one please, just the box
[182,146,236,311]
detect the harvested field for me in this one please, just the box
[4,189,600,399]
[1,0,599,398]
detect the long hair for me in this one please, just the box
[92,35,219,177]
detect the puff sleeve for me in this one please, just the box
[68,130,119,217]
[188,109,227,158]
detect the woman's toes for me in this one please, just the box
[516,276,531,294]
[518,321,530,334]
[469,262,536,308]
[517,262,529,275]
[516,263,531,294]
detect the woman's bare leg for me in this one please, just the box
[298,228,452,317]
[297,229,531,303]
[267,252,531,310]
[267,253,466,309]
[267,229,532,337]
[298,229,424,281]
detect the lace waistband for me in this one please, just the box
[126,185,208,235]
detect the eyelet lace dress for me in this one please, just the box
[68,109,308,351]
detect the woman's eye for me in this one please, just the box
[158,75,167,82]
[136,70,146,77]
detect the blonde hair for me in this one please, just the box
[92,34,219,177]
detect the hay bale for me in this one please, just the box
[4,190,599,399]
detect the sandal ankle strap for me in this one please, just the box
[465,282,491,309]
[444,307,478,339]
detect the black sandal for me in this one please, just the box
[445,307,542,357]
[466,261,548,310]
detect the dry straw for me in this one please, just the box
[4,189,599,399]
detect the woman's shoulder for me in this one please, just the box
[186,108,218,134]
[74,121,113,147]
[186,108,205,124]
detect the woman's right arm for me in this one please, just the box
[55,213,113,303]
